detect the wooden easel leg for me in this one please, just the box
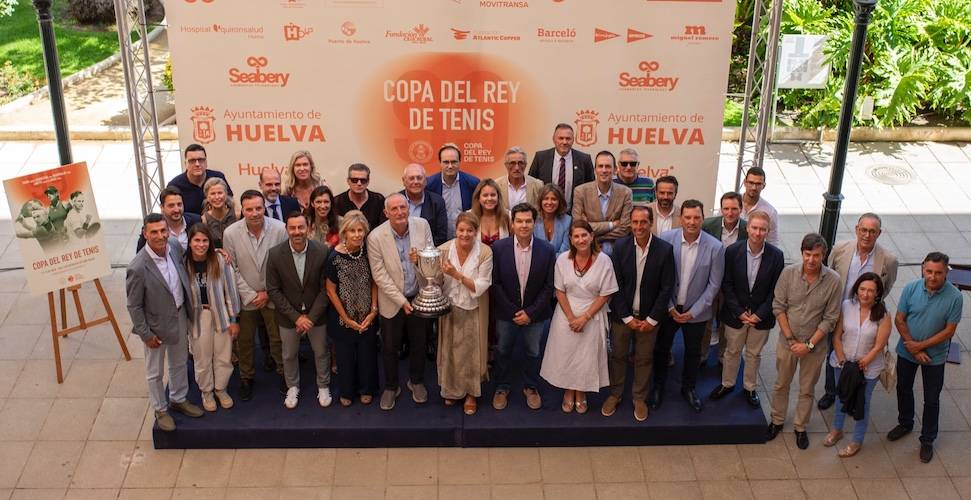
[59,288,67,330]
[95,278,131,360]
[70,287,86,328]
[49,291,64,384]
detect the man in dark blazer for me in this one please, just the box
[700,191,748,364]
[259,169,300,221]
[127,213,203,432]
[426,144,480,239]
[528,123,595,208]
[266,211,332,409]
[604,205,675,422]
[491,203,556,411]
[400,163,449,247]
[709,210,784,408]
[136,187,201,253]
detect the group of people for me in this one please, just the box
[126,125,963,464]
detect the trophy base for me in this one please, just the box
[411,293,451,319]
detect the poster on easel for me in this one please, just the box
[4,162,111,295]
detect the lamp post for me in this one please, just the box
[818,0,877,252]
[32,0,73,166]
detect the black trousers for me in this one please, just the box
[380,309,429,389]
[653,310,706,390]
[896,356,946,444]
[332,326,379,398]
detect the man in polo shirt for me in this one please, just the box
[166,144,233,216]
[613,148,655,206]
[887,252,963,463]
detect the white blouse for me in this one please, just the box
[442,240,492,311]
[828,299,884,379]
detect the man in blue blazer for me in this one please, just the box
[259,169,300,221]
[401,163,449,247]
[709,211,784,408]
[653,199,725,412]
[425,144,480,239]
[605,205,676,422]
[491,203,556,411]
[136,187,201,253]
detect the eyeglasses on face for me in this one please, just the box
[618,161,639,168]
[505,161,526,167]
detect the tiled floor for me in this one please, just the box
[0,140,969,499]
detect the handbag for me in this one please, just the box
[880,349,897,391]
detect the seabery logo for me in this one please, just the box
[228,57,291,87]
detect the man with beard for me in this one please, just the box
[650,176,681,235]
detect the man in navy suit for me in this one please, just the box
[653,199,725,412]
[709,210,784,408]
[528,123,595,208]
[604,205,675,422]
[400,163,449,247]
[135,187,201,253]
[426,143,480,239]
[491,203,556,411]
[259,169,300,221]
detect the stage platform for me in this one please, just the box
[153,336,768,449]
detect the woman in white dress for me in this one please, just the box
[541,220,618,414]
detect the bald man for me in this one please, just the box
[399,163,448,246]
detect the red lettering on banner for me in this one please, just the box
[225,124,326,142]
[607,127,704,145]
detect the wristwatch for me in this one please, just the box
[805,340,815,352]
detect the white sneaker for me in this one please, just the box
[318,387,332,408]
[284,387,299,409]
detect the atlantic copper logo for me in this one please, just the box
[536,26,575,43]
[283,23,313,41]
[671,25,720,42]
[451,28,470,40]
[386,24,433,44]
[190,106,216,144]
[228,56,290,87]
[574,110,599,147]
[451,27,521,42]
[618,60,679,91]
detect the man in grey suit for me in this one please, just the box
[652,199,725,412]
[222,190,289,401]
[817,212,899,410]
[126,213,203,432]
[266,211,332,409]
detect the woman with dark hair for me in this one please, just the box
[470,178,510,246]
[533,183,571,254]
[823,271,891,457]
[307,185,340,248]
[541,220,618,413]
[183,223,241,412]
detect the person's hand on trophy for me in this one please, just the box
[409,247,419,265]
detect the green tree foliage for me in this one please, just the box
[0,0,16,17]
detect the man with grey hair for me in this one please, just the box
[767,233,842,450]
[528,123,595,208]
[496,146,544,210]
[817,212,899,410]
[613,148,655,206]
[334,163,386,231]
[400,163,448,247]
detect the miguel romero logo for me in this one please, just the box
[190,106,216,144]
[618,60,679,91]
[228,57,290,87]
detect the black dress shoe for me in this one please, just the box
[817,393,836,410]
[240,379,254,401]
[795,430,809,450]
[766,422,783,441]
[745,390,761,408]
[919,443,934,463]
[708,384,732,400]
[887,424,913,441]
[262,356,276,373]
[648,387,664,410]
[681,388,703,412]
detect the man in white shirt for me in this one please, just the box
[650,175,681,235]
[741,167,781,247]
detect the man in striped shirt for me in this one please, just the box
[613,148,655,206]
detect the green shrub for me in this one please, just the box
[0,0,17,18]
[0,60,40,105]
[162,56,173,91]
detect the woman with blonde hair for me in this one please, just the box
[324,210,380,406]
[470,178,510,247]
[437,211,493,415]
[200,177,236,248]
[283,150,324,209]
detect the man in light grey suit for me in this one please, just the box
[817,212,899,410]
[651,199,725,413]
[222,189,289,401]
[127,213,203,432]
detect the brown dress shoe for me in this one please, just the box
[633,400,649,422]
[523,388,542,410]
[601,395,620,417]
[464,396,477,415]
[493,390,509,410]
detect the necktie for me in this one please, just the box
[269,203,280,220]
[557,157,566,194]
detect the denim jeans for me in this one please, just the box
[494,319,544,391]
[896,356,946,444]
[832,367,878,443]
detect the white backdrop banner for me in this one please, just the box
[167,0,736,206]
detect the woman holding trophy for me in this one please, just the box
[436,212,493,415]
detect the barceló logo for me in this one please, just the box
[228,57,291,87]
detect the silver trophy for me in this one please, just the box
[411,246,451,318]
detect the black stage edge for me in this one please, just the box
[154,333,767,448]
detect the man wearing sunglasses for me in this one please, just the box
[334,163,386,231]
[613,148,655,206]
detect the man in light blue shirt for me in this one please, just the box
[887,252,963,463]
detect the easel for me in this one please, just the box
[48,278,131,383]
